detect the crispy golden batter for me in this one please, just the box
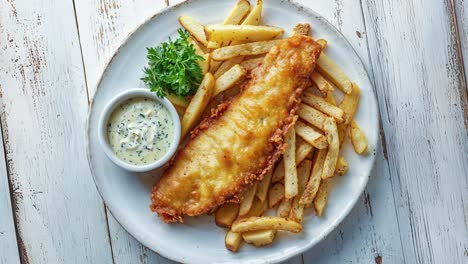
[151,36,322,223]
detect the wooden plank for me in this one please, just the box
[297,0,405,263]
[0,130,20,264]
[72,1,172,263]
[454,0,468,101]
[0,0,113,263]
[361,0,468,263]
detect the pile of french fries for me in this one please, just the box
[170,0,369,251]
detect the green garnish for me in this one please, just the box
[141,29,204,99]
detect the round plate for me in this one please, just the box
[87,0,379,263]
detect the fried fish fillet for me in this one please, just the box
[151,36,322,223]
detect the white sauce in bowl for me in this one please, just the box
[106,97,175,165]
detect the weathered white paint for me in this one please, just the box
[0,0,113,263]
[361,0,468,263]
[0,131,20,264]
[1,0,467,263]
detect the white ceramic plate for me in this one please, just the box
[87,0,379,263]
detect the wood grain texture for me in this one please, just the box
[454,0,468,120]
[73,1,173,263]
[295,0,405,263]
[361,0,468,263]
[0,130,20,264]
[0,0,113,263]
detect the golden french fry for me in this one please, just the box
[317,39,327,49]
[200,53,211,75]
[302,91,345,123]
[311,71,333,96]
[166,94,189,108]
[205,24,284,43]
[271,159,284,183]
[339,83,361,125]
[244,198,267,218]
[213,64,246,96]
[181,73,215,138]
[242,229,275,247]
[174,105,185,118]
[284,127,298,199]
[322,119,339,179]
[298,103,330,131]
[223,0,251,25]
[325,90,337,106]
[268,183,285,208]
[239,184,258,217]
[289,160,312,222]
[314,178,333,216]
[239,56,264,70]
[230,0,264,45]
[295,120,328,149]
[277,199,292,217]
[232,216,302,233]
[295,137,314,165]
[292,23,311,36]
[179,16,208,46]
[215,203,240,228]
[317,52,352,94]
[225,230,243,252]
[299,149,326,205]
[335,156,349,176]
[351,120,368,154]
[211,40,282,61]
[256,168,273,202]
[188,36,208,55]
[214,56,244,78]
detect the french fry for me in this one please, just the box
[232,216,302,233]
[211,40,282,61]
[295,120,328,149]
[188,36,208,55]
[230,0,264,45]
[335,156,349,176]
[268,183,285,208]
[181,73,215,138]
[322,119,339,179]
[200,53,211,75]
[295,138,314,165]
[174,105,185,118]
[215,203,240,228]
[225,230,243,252]
[271,159,284,183]
[302,92,345,123]
[284,127,298,199]
[292,23,310,36]
[214,56,244,78]
[205,24,284,43]
[299,149,327,205]
[317,52,352,94]
[277,199,292,217]
[242,230,276,247]
[256,168,273,202]
[339,83,361,125]
[314,178,333,216]
[179,16,208,46]
[311,71,333,95]
[239,184,258,217]
[166,94,189,108]
[289,160,312,222]
[244,198,267,217]
[213,64,246,96]
[325,90,337,106]
[239,56,264,70]
[297,103,330,131]
[351,120,368,154]
[206,0,252,49]
[317,39,327,49]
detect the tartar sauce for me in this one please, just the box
[107,97,174,165]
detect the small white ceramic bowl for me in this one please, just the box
[98,88,181,172]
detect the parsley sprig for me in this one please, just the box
[141,29,204,98]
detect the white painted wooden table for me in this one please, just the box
[0,0,467,263]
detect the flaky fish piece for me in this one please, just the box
[151,36,322,223]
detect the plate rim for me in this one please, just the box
[86,0,379,263]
